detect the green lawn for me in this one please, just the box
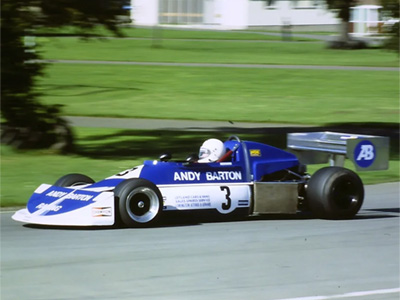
[38,37,398,67]
[37,26,314,41]
[35,31,399,126]
[37,64,398,124]
[244,29,337,35]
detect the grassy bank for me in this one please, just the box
[37,26,314,41]
[37,64,398,124]
[35,31,399,124]
[38,37,398,67]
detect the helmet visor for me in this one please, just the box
[199,147,211,160]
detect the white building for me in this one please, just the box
[131,0,340,31]
[350,5,383,36]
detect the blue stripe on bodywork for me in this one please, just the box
[27,186,101,215]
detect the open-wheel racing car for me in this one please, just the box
[12,132,389,227]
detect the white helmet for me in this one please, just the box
[198,139,225,163]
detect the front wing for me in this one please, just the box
[12,184,115,226]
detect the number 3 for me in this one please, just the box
[220,186,231,210]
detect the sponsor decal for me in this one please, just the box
[46,190,94,201]
[175,195,211,208]
[354,140,376,168]
[161,185,251,214]
[174,171,201,181]
[173,171,242,182]
[64,193,93,201]
[250,149,261,157]
[92,207,112,217]
[205,171,242,181]
[46,191,67,198]
[36,203,62,212]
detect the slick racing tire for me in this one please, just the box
[306,167,364,220]
[54,173,95,187]
[114,179,163,227]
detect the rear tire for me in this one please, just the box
[54,173,95,187]
[114,179,162,227]
[306,167,364,219]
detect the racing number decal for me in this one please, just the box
[220,186,232,210]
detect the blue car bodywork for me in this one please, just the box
[14,132,385,227]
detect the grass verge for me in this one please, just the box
[38,37,398,67]
[37,26,315,41]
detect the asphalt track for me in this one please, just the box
[1,183,399,300]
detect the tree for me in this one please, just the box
[380,0,399,53]
[1,0,126,150]
[325,0,360,47]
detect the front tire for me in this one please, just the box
[114,179,163,227]
[306,167,364,219]
[54,173,95,187]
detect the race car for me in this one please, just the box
[12,133,389,227]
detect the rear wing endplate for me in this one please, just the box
[287,131,389,171]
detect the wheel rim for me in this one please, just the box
[331,178,360,210]
[126,187,160,223]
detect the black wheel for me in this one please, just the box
[114,179,162,227]
[54,173,95,187]
[306,167,364,219]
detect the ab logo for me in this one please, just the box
[354,141,376,168]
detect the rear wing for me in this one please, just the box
[287,131,389,171]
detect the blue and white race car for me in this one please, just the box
[12,133,389,227]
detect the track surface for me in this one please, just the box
[1,183,399,300]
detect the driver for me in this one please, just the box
[198,138,226,163]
